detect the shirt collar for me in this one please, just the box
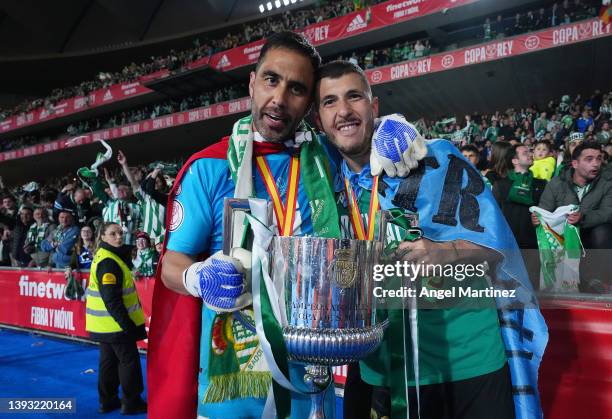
[335,159,375,194]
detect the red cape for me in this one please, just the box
[147,136,288,418]
[147,137,229,419]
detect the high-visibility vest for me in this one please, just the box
[85,247,144,334]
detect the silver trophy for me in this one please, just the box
[271,235,388,419]
[223,199,388,418]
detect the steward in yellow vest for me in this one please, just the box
[86,242,146,341]
[85,223,147,415]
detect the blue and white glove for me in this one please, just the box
[183,249,252,312]
[370,114,428,177]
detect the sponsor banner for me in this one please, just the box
[1,81,153,133]
[0,0,472,134]
[2,18,610,163]
[0,269,154,350]
[0,97,251,162]
[366,18,611,85]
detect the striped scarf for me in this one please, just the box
[26,223,49,248]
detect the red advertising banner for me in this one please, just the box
[0,269,154,350]
[0,0,473,134]
[366,18,612,86]
[1,18,610,163]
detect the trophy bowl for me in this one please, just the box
[271,236,388,418]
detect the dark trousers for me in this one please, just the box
[344,363,515,419]
[98,341,144,407]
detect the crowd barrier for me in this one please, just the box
[1,268,610,416]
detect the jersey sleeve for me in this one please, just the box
[166,158,225,256]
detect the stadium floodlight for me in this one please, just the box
[259,4,265,13]
[291,0,296,3]
[266,2,272,11]
[275,0,281,8]
[283,0,289,5]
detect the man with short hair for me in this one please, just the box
[25,207,54,268]
[148,33,416,419]
[314,60,547,419]
[536,142,612,291]
[40,209,79,269]
[9,206,34,267]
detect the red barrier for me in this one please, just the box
[0,269,155,349]
[540,299,612,419]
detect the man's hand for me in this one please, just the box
[370,114,428,177]
[392,239,457,265]
[567,212,581,225]
[103,168,114,184]
[531,212,540,226]
[182,250,252,312]
[117,150,128,167]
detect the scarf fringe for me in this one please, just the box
[203,371,272,403]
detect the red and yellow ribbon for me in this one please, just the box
[344,175,379,240]
[255,156,300,236]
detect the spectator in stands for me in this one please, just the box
[485,140,512,185]
[54,184,93,226]
[554,133,583,176]
[535,143,612,292]
[0,227,11,266]
[483,18,492,40]
[493,14,505,37]
[118,151,166,244]
[91,168,141,248]
[493,145,547,287]
[531,140,557,181]
[1,194,17,220]
[25,207,54,267]
[40,209,79,268]
[9,206,34,267]
[576,109,594,133]
[596,121,611,144]
[132,232,157,278]
[72,225,95,270]
[525,11,537,31]
[535,8,548,29]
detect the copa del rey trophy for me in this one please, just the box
[224,198,388,419]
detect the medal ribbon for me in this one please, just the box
[344,175,379,240]
[255,155,300,237]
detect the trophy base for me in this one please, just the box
[283,321,388,365]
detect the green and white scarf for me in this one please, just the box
[206,116,341,416]
[26,223,49,249]
[133,248,156,277]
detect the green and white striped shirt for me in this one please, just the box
[135,188,166,243]
[102,200,142,246]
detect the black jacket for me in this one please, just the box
[10,221,32,267]
[89,242,146,343]
[493,176,547,248]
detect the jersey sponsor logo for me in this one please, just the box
[169,200,184,231]
[347,14,367,33]
[102,273,117,285]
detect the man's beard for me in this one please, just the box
[251,105,297,143]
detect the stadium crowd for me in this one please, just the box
[0,0,378,121]
[0,85,610,295]
[0,0,601,123]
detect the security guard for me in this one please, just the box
[86,222,147,415]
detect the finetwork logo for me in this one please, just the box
[347,14,368,32]
[216,55,231,69]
